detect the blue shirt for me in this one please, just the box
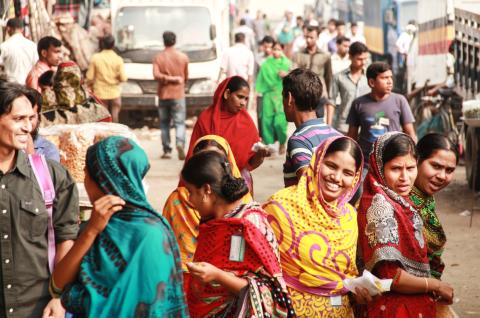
[283,118,341,187]
[34,136,60,162]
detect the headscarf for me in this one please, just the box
[186,76,260,171]
[358,132,430,278]
[61,136,188,317]
[264,136,364,297]
[410,186,446,279]
[256,55,291,95]
[163,135,252,272]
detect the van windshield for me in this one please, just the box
[115,6,213,52]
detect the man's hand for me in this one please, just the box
[170,76,184,84]
[42,298,65,318]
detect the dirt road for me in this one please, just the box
[138,128,480,316]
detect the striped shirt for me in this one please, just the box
[283,118,341,187]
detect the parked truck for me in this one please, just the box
[110,0,230,124]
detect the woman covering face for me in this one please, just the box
[357,132,454,318]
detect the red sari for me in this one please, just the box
[357,132,436,318]
[188,202,296,318]
[186,77,260,171]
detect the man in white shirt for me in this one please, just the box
[349,22,366,44]
[0,18,38,84]
[233,19,256,51]
[218,33,254,85]
[331,36,351,75]
[317,18,337,52]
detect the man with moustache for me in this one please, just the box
[0,81,79,317]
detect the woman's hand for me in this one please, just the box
[86,195,125,235]
[187,262,220,284]
[352,287,373,304]
[434,281,454,305]
[248,148,271,170]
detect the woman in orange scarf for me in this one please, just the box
[163,135,252,288]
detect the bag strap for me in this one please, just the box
[28,154,56,273]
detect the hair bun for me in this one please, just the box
[221,175,249,202]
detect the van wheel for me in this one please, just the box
[465,126,480,191]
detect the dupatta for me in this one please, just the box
[357,132,430,278]
[61,137,188,317]
[163,134,253,272]
[188,202,296,318]
[186,76,260,171]
[264,136,364,297]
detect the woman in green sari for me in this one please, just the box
[50,136,188,317]
[411,133,458,317]
[256,41,291,154]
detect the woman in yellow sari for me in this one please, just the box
[163,135,252,286]
[264,136,364,317]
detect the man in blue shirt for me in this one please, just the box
[282,68,341,187]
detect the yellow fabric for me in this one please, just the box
[163,135,253,271]
[263,136,362,308]
[86,50,127,99]
[288,287,354,318]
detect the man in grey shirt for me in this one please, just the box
[328,41,371,132]
[347,62,416,161]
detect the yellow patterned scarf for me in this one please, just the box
[163,135,253,271]
[264,136,363,297]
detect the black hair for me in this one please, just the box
[0,81,34,116]
[325,137,363,171]
[6,18,23,29]
[193,139,227,155]
[37,36,62,57]
[239,18,246,25]
[349,41,369,56]
[282,68,322,112]
[366,62,392,81]
[38,70,55,87]
[226,76,249,93]
[336,35,350,45]
[163,31,176,47]
[100,35,115,50]
[417,133,459,164]
[260,35,275,45]
[234,32,245,43]
[336,20,346,27]
[181,151,249,203]
[383,134,418,165]
[306,25,319,35]
[351,22,358,28]
[328,18,337,25]
[28,88,42,113]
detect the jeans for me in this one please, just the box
[158,98,186,153]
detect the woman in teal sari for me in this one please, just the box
[256,41,291,154]
[50,136,188,317]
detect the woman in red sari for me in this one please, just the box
[357,132,454,317]
[182,150,296,318]
[186,76,270,191]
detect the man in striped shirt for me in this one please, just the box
[282,68,340,187]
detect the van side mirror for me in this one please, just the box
[210,24,216,40]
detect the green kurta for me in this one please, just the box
[256,55,291,145]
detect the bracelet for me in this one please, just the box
[392,268,402,287]
[424,277,429,293]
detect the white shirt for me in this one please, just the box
[317,30,336,52]
[220,43,254,80]
[396,32,414,54]
[233,25,256,50]
[350,34,366,44]
[331,53,351,75]
[0,33,38,84]
[292,35,306,54]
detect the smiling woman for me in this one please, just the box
[357,132,455,318]
[264,136,365,317]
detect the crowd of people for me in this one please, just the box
[0,11,458,318]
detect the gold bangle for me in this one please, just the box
[424,277,429,293]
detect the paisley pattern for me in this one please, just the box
[264,136,364,314]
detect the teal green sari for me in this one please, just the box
[62,136,188,317]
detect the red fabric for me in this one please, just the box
[188,210,281,318]
[357,136,434,317]
[186,77,260,171]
